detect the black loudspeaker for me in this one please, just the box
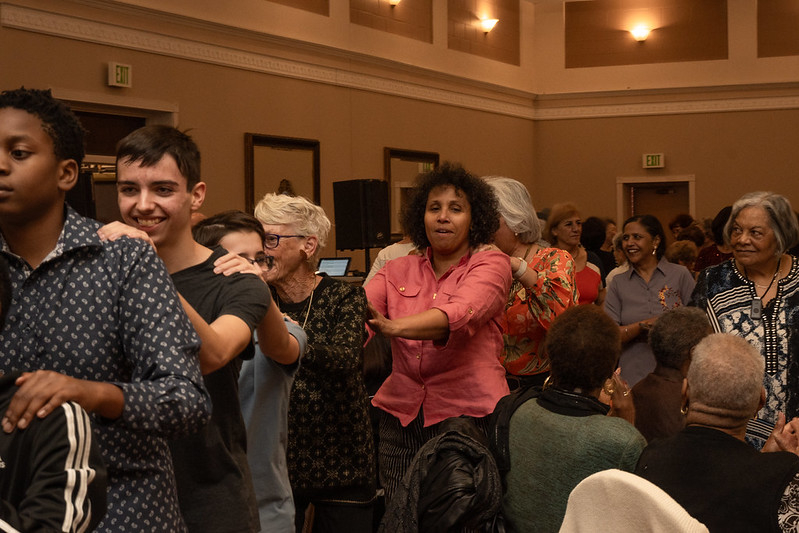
[333,179,390,250]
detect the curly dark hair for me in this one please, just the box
[545,305,620,391]
[649,307,710,370]
[401,162,499,250]
[0,87,86,166]
[623,214,667,259]
[676,225,705,248]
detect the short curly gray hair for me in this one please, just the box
[483,176,541,244]
[253,193,331,265]
[724,191,799,255]
[688,333,763,417]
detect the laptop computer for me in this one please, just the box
[317,257,351,277]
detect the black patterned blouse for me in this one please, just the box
[275,275,375,492]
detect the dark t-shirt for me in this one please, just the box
[169,246,270,532]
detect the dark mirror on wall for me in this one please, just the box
[245,133,320,213]
[383,147,439,238]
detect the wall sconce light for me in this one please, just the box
[480,18,499,34]
[630,24,651,42]
[389,0,401,5]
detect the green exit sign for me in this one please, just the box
[643,153,664,168]
[108,62,132,88]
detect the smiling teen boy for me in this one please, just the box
[99,125,299,532]
[0,88,211,532]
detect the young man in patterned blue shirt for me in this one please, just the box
[0,88,211,531]
[99,125,301,532]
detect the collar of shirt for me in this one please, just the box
[0,205,102,270]
[623,256,669,281]
[424,246,472,278]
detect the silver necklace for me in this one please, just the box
[276,279,315,329]
[745,257,780,320]
[300,288,314,329]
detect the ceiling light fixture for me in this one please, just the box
[389,0,401,6]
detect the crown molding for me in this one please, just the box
[0,4,535,120]
[533,94,799,120]
[4,4,799,121]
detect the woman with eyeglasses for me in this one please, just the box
[253,193,376,533]
[192,209,307,533]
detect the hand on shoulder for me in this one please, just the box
[97,221,156,250]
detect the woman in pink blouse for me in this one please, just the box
[364,162,512,501]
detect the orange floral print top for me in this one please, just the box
[499,247,578,376]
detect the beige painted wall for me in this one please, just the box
[0,19,534,271]
[3,0,799,271]
[532,109,799,222]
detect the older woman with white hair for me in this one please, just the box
[691,191,799,450]
[254,193,375,533]
[483,176,578,388]
[635,333,799,532]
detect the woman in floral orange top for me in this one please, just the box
[484,177,578,389]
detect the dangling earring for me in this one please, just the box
[602,378,615,397]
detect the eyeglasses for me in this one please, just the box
[240,253,273,268]
[264,233,304,249]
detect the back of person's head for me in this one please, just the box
[711,206,732,246]
[545,305,620,391]
[675,225,705,248]
[402,162,499,250]
[580,216,606,251]
[0,255,10,330]
[482,176,541,244]
[668,213,694,233]
[192,210,266,247]
[665,240,698,268]
[688,333,763,419]
[546,202,580,245]
[254,192,331,250]
[649,307,711,371]
[116,125,201,189]
[0,87,85,167]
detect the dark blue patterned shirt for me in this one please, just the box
[0,205,211,532]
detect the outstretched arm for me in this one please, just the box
[367,302,449,341]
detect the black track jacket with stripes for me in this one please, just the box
[0,372,107,532]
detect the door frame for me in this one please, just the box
[615,174,695,227]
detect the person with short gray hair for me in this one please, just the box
[691,191,799,450]
[688,334,765,417]
[636,333,799,533]
[631,307,711,442]
[724,192,799,257]
[483,176,577,388]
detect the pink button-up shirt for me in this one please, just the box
[365,248,511,427]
